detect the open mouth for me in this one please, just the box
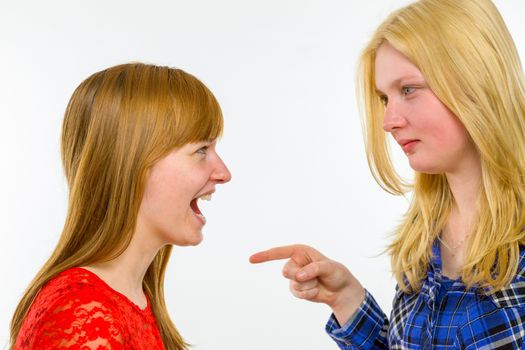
[190,194,212,225]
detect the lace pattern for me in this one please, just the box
[15,267,165,349]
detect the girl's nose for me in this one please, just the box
[382,101,407,132]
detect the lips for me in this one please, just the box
[190,198,202,215]
[189,190,215,225]
[190,198,206,225]
[397,139,420,153]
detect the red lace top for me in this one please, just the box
[14,267,165,349]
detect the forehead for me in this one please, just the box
[374,42,424,92]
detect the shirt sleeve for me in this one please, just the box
[325,289,389,350]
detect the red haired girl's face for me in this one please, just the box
[136,141,231,247]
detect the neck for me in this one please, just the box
[82,223,165,310]
[445,152,481,225]
[439,152,481,278]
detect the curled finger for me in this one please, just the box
[282,259,300,279]
[290,279,319,292]
[291,286,320,300]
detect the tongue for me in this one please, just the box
[190,198,202,215]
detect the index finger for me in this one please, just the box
[249,244,324,264]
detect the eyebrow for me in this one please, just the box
[375,75,423,94]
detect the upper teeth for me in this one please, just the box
[200,194,212,201]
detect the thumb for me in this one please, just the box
[296,260,334,281]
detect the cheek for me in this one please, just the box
[416,98,468,149]
[433,114,469,150]
[141,173,187,217]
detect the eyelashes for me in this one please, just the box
[196,146,209,155]
[378,86,417,106]
[402,86,416,96]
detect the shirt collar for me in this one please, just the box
[419,239,443,309]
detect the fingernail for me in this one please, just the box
[297,271,307,279]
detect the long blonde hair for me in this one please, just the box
[10,63,223,349]
[359,0,525,292]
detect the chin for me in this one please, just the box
[187,236,204,246]
[408,159,442,174]
[173,231,204,247]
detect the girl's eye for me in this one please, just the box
[402,86,416,95]
[196,146,208,155]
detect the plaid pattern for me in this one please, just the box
[326,242,525,349]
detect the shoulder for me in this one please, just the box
[453,250,525,349]
[36,267,123,317]
[16,268,126,349]
[491,248,525,309]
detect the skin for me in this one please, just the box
[376,43,481,277]
[250,42,482,326]
[83,141,231,309]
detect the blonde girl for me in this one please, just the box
[251,0,525,348]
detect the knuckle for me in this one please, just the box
[282,266,289,278]
[300,289,316,300]
[282,264,295,279]
[291,281,302,291]
[291,288,302,299]
[297,290,309,299]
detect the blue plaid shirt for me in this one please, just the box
[325,242,525,349]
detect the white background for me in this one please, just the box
[1,1,524,349]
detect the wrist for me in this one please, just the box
[330,285,366,326]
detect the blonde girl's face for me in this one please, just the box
[374,42,479,175]
[137,141,231,247]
